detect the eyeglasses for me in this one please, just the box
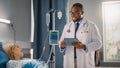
[69,11,81,15]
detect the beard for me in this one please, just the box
[72,17,81,22]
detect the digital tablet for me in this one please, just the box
[64,38,79,45]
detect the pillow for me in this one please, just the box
[0,42,9,68]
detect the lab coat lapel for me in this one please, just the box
[78,18,87,30]
[71,21,75,33]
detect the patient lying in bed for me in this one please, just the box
[2,43,48,68]
[3,43,24,60]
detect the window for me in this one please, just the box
[102,1,120,62]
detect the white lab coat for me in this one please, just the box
[59,17,102,68]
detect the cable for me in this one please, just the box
[46,45,54,64]
[46,46,53,64]
[38,32,49,61]
[37,31,54,66]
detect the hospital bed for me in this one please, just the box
[0,42,48,68]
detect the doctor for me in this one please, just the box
[59,3,102,68]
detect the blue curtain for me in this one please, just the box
[33,0,67,68]
[33,0,50,61]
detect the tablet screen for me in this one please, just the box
[64,38,79,45]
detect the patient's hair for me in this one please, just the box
[2,43,22,60]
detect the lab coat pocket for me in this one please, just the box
[80,31,90,43]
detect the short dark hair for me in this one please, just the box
[72,3,84,11]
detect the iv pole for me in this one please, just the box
[46,8,62,68]
[50,10,56,68]
[49,9,62,68]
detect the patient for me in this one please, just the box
[2,43,48,68]
[2,43,24,60]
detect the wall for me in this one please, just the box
[68,0,120,40]
[0,0,31,54]
[0,0,31,48]
[68,0,120,67]
[68,0,103,34]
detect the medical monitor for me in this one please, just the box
[49,30,59,45]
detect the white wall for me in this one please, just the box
[0,0,31,41]
[0,0,31,48]
[68,0,102,34]
[68,0,120,37]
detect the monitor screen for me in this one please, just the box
[49,30,59,45]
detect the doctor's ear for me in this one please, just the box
[81,11,84,15]
[79,11,84,15]
[80,11,84,18]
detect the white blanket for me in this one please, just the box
[7,59,32,68]
[6,59,48,68]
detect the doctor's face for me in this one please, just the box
[70,6,83,22]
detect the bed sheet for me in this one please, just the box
[6,59,48,68]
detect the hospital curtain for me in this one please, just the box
[33,0,50,61]
[33,0,67,68]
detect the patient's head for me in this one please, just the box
[2,43,24,60]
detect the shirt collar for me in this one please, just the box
[74,17,83,25]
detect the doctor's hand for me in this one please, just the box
[60,40,66,48]
[72,42,86,49]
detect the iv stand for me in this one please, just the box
[49,10,56,68]
[48,9,62,68]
